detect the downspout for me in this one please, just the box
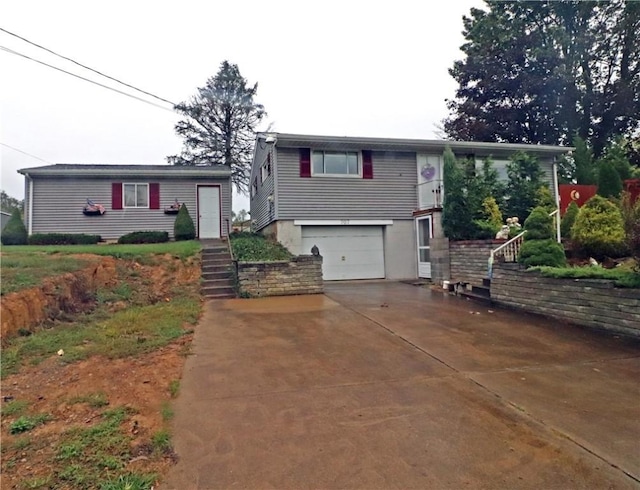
[26,173,33,235]
[552,160,561,243]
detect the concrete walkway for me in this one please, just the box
[162,282,640,489]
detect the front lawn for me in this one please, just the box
[531,263,640,288]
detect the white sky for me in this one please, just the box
[0,0,484,212]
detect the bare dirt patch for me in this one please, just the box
[0,253,202,489]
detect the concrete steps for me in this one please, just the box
[456,278,492,305]
[200,239,236,299]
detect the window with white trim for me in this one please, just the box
[312,150,360,176]
[124,183,149,208]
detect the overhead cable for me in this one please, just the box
[0,46,175,112]
[0,27,176,106]
[0,142,53,163]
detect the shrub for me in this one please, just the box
[535,185,556,212]
[523,206,554,241]
[174,204,196,241]
[620,192,640,268]
[571,195,627,259]
[28,233,101,245]
[560,202,579,239]
[118,231,169,244]
[518,207,566,268]
[230,232,292,261]
[597,160,623,198]
[1,208,28,245]
[519,239,567,268]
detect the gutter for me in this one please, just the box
[25,172,33,235]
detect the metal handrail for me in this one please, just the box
[488,209,561,278]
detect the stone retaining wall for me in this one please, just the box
[237,255,323,297]
[450,240,505,286]
[492,263,640,337]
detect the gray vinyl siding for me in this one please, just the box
[250,144,275,230]
[28,176,231,239]
[275,148,417,220]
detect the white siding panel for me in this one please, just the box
[301,226,384,280]
[276,148,417,221]
[29,176,231,240]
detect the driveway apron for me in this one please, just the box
[162,282,640,489]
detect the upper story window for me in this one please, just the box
[312,150,360,176]
[260,156,271,183]
[124,183,148,208]
[251,177,258,197]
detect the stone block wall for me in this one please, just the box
[237,255,323,297]
[430,237,450,283]
[449,240,505,286]
[492,263,640,337]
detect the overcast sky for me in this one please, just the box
[1,0,484,212]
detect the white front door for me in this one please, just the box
[416,216,432,278]
[301,226,385,280]
[197,186,221,239]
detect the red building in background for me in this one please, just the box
[558,184,597,215]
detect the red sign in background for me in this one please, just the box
[624,179,640,205]
[558,184,597,215]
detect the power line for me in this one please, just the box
[0,27,177,106]
[0,142,53,164]
[0,46,175,112]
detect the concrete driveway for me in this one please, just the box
[162,282,640,489]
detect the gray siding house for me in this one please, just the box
[250,133,569,281]
[18,164,232,240]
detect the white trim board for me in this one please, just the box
[294,220,393,226]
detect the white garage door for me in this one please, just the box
[301,226,385,280]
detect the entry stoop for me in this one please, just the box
[200,239,236,299]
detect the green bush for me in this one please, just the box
[1,209,28,245]
[118,231,169,244]
[535,185,556,212]
[174,204,196,241]
[620,192,640,269]
[519,239,567,268]
[571,195,627,259]
[27,233,101,245]
[523,206,555,241]
[561,201,579,239]
[230,232,292,261]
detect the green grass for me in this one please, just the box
[160,402,174,422]
[99,473,157,490]
[1,241,200,296]
[230,232,292,262]
[9,413,51,434]
[69,392,109,409]
[151,429,172,453]
[1,399,29,416]
[1,295,200,378]
[0,255,96,295]
[531,265,640,288]
[168,380,180,398]
[3,240,201,260]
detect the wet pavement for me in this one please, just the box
[162,282,640,489]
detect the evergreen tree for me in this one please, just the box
[1,208,28,245]
[560,201,579,239]
[597,161,623,198]
[168,61,266,193]
[571,195,627,259]
[174,204,196,241]
[442,147,471,240]
[572,135,597,185]
[504,151,543,223]
[445,1,640,156]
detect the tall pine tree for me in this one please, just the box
[168,61,266,193]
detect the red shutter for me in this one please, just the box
[362,150,373,179]
[149,183,160,209]
[300,148,311,178]
[112,183,123,209]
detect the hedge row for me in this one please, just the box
[117,231,169,244]
[28,233,102,245]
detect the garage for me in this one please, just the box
[301,226,385,280]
